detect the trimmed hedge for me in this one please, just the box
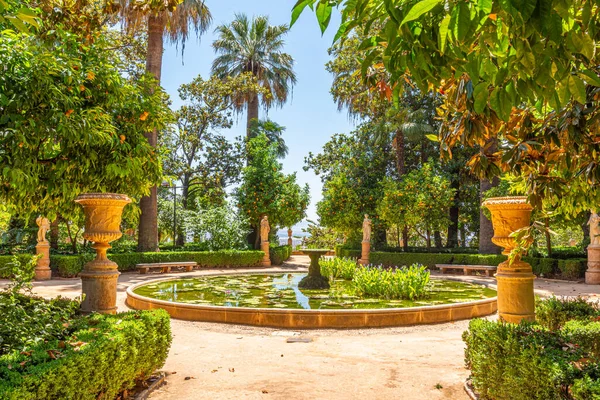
[0,309,171,400]
[270,245,292,266]
[45,250,264,277]
[463,299,600,400]
[332,249,588,280]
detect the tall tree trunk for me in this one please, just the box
[138,14,165,252]
[479,177,501,254]
[375,227,387,249]
[402,227,409,250]
[426,230,431,250]
[544,218,552,256]
[446,179,460,247]
[50,217,59,250]
[460,225,466,247]
[434,231,443,248]
[176,173,191,247]
[246,93,259,139]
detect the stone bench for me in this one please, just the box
[137,262,197,274]
[436,264,497,277]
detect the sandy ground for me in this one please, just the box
[2,255,599,400]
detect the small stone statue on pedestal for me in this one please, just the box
[35,216,52,280]
[260,216,271,267]
[586,211,600,284]
[359,214,372,265]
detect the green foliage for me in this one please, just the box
[319,257,357,280]
[294,0,600,210]
[51,255,93,278]
[353,264,430,300]
[269,245,291,266]
[302,220,345,249]
[0,293,80,356]
[378,162,456,239]
[334,245,362,259]
[0,0,39,33]
[0,310,171,400]
[463,298,600,400]
[557,259,588,280]
[0,254,38,290]
[0,26,171,220]
[536,297,599,331]
[184,203,251,251]
[307,124,394,236]
[0,255,36,278]
[248,119,289,159]
[236,135,309,235]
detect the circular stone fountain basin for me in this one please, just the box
[126,272,497,329]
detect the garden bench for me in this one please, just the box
[137,262,197,274]
[436,264,497,277]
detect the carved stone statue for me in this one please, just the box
[589,212,600,246]
[36,216,50,243]
[362,214,372,242]
[260,216,270,243]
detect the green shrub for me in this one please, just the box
[44,250,264,276]
[334,245,361,259]
[0,310,171,400]
[557,259,587,280]
[353,264,430,300]
[370,252,455,268]
[464,298,600,400]
[320,257,357,280]
[270,245,291,266]
[536,297,599,331]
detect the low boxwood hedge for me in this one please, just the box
[0,309,171,400]
[463,298,600,400]
[44,250,264,277]
[0,255,36,278]
[270,245,292,266]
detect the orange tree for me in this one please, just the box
[235,134,309,248]
[293,0,600,211]
[378,162,456,248]
[0,1,172,221]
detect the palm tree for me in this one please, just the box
[248,119,289,159]
[212,14,296,138]
[117,0,212,251]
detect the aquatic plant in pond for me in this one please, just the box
[320,257,357,280]
[353,265,430,300]
[133,273,495,310]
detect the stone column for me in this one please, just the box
[483,197,535,323]
[35,242,52,280]
[261,241,271,267]
[287,228,293,247]
[359,241,370,265]
[75,193,131,314]
[586,245,600,284]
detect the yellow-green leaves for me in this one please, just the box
[400,0,443,26]
[473,83,489,114]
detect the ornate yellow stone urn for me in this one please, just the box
[483,196,535,323]
[75,193,131,314]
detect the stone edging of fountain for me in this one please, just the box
[126,271,498,329]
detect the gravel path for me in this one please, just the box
[2,255,599,400]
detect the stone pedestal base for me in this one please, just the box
[35,242,52,281]
[359,241,370,265]
[261,241,271,267]
[496,260,535,323]
[81,266,120,314]
[586,245,600,284]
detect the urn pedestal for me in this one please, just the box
[261,241,271,267]
[287,229,293,247]
[586,245,600,284]
[75,193,131,314]
[35,242,52,281]
[359,241,370,266]
[483,196,535,323]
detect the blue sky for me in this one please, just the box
[161,0,356,229]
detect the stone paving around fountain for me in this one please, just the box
[1,255,599,400]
